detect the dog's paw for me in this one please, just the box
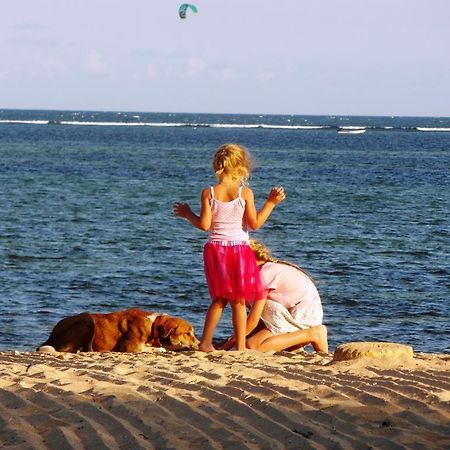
[142,346,167,353]
[37,345,57,353]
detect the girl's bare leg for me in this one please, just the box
[231,301,247,351]
[246,328,274,350]
[199,299,226,352]
[249,325,328,353]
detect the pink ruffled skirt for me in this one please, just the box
[204,241,265,303]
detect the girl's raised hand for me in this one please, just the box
[173,202,192,218]
[267,186,286,205]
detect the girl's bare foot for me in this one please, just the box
[312,325,328,353]
[198,342,216,352]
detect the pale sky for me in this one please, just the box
[1,0,449,116]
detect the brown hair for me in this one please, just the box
[212,143,253,183]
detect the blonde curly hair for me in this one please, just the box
[249,240,278,264]
[249,240,316,285]
[212,143,253,183]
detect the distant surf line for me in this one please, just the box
[0,119,449,132]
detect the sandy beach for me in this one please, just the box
[1,346,449,449]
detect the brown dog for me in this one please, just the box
[37,308,199,353]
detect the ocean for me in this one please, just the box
[0,109,449,353]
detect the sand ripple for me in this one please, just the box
[0,350,449,449]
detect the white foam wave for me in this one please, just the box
[1,119,321,129]
[1,119,447,133]
[416,127,450,132]
[0,119,49,125]
[209,124,260,128]
[59,121,188,127]
[260,124,326,130]
[210,123,326,130]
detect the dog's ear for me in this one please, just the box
[152,315,168,339]
[159,324,174,339]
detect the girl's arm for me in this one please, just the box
[173,188,212,231]
[242,186,285,230]
[245,298,267,336]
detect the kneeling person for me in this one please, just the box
[223,240,328,353]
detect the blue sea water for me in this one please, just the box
[0,109,449,353]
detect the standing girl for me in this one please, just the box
[173,143,285,352]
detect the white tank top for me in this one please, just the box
[207,186,249,243]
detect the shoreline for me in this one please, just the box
[1,348,449,449]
